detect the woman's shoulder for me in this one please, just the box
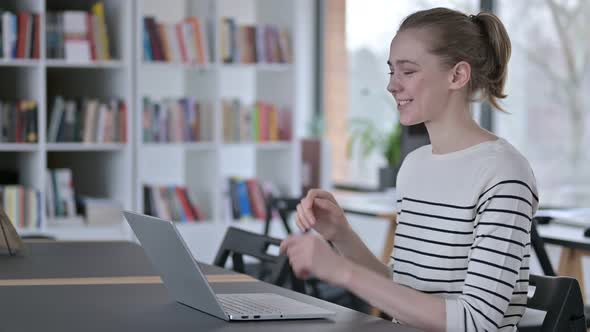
[486,138,536,180]
[480,138,539,204]
[400,144,432,165]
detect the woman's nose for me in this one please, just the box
[387,76,401,95]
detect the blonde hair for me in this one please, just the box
[399,8,511,111]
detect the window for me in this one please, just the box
[329,0,479,188]
[495,0,590,206]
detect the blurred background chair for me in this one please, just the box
[213,226,305,293]
[518,274,586,332]
[518,218,589,330]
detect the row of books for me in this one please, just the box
[222,99,292,143]
[227,178,283,221]
[221,18,291,64]
[0,100,38,143]
[0,11,40,59]
[46,2,111,61]
[142,97,213,143]
[45,168,76,219]
[47,96,127,143]
[143,185,205,222]
[0,185,41,228]
[143,16,213,64]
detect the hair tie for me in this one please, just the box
[469,14,479,23]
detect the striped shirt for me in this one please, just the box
[390,138,538,332]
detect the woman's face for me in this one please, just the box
[387,28,453,126]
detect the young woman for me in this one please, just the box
[280,7,538,332]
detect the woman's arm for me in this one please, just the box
[330,224,391,278]
[344,260,446,332]
[295,189,390,277]
[281,234,446,332]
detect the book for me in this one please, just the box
[236,180,252,218]
[2,12,17,59]
[175,186,195,221]
[91,2,110,60]
[143,184,203,222]
[226,177,279,221]
[48,96,125,143]
[63,11,90,62]
[228,178,241,219]
[142,97,211,143]
[0,99,37,143]
[246,179,267,220]
[78,196,123,225]
[53,168,76,218]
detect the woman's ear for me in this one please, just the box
[448,61,471,90]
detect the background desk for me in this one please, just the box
[336,191,397,264]
[0,241,419,332]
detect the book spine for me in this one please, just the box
[87,13,96,60]
[142,18,153,61]
[175,22,187,63]
[175,187,196,221]
[91,2,110,60]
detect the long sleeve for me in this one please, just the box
[445,178,538,331]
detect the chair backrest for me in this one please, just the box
[530,218,557,276]
[213,226,304,292]
[263,196,301,236]
[528,274,586,332]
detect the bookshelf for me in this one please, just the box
[0,0,133,240]
[135,0,303,232]
[0,0,315,250]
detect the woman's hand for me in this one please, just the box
[296,189,350,241]
[280,233,352,287]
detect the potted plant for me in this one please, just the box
[347,119,403,190]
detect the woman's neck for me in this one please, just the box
[424,103,497,155]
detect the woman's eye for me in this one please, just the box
[404,71,415,75]
[388,71,394,76]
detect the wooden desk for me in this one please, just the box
[0,241,419,332]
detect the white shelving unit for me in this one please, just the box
[0,0,315,252]
[135,0,304,226]
[0,0,133,240]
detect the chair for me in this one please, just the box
[518,274,586,332]
[518,218,590,330]
[213,226,305,293]
[263,196,300,237]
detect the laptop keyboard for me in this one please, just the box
[217,295,283,315]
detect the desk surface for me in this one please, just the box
[0,241,418,332]
[336,191,397,218]
[537,223,590,251]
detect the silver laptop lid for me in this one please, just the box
[124,211,228,320]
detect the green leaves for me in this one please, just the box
[347,118,402,168]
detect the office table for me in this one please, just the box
[0,241,418,332]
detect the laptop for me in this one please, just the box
[124,211,336,321]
